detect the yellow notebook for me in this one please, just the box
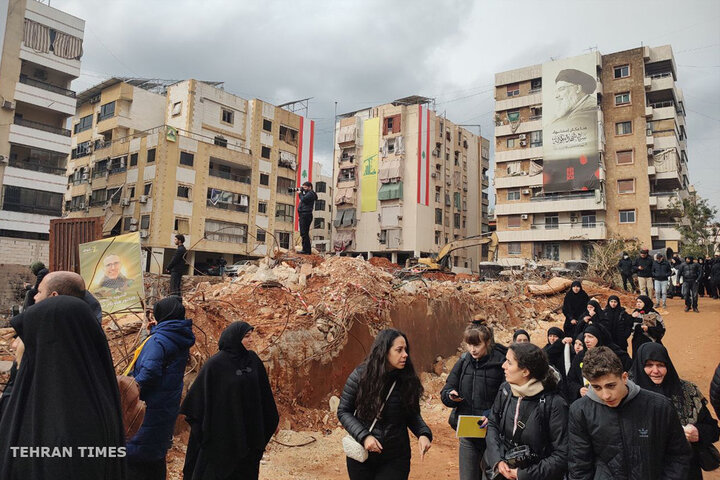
[456,415,487,438]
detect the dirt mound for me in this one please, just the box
[368,256,400,271]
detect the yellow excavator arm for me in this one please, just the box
[417,232,498,271]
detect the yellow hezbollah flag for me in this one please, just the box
[361,117,380,212]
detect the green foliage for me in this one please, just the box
[668,195,719,258]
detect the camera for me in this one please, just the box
[504,445,540,469]
[288,186,300,194]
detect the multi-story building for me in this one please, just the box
[493,45,691,261]
[65,78,315,273]
[0,0,84,265]
[310,161,332,253]
[332,96,490,273]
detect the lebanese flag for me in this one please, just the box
[295,117,314,231]
[417,105,430,205]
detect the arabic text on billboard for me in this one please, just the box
[542,53,600,193]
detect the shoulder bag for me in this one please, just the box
[342,381,397,463]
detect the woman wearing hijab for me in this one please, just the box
[338,329,432,480]
[602,295,632,351]
[0,296,125,479]
[631,295,665,357]
[630,343,720,479]
[181,321,279,480]
[512,329,531,343]
[484,343,569,479]
[562,281,590,339]
[126,296,195,479]
[543,327,566,377]
[575,299,602,337]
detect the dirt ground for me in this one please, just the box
[243,294,720,480]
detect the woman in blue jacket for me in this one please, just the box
[127,296,195,479]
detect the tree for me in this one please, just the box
[668,194,719,258]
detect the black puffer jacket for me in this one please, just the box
[617,257,633,276]
[484,382,569,480]
[633,256,654,278]
[440,346,506,429]
[711,363,720,417]
[651,260,673,281]
[297,189,317,214]
[711,261,720,282]
[338,365,432,459]
[676,262,702,282]
[568,380,691,479]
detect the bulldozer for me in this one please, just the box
[410,232,498,272]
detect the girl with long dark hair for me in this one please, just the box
[441,323,506,480]
[338,329,432,480]
[484,343,569,480]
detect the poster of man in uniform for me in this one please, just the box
[542,53,600,193]
[79,231,145,314]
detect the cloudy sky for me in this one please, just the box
[57,0,720,211]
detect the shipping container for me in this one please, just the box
[49,217,103,272]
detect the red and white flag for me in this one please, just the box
[295,117,314,231]
[417,105,430,206]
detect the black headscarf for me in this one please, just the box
[583,323,611,347]
[635,295,657,314]
[629,342,682,397]
[547,327,564,339]
[563,281,590,318]
[513,329,530,342]
[181,321,279,479]
[0,296,124,479]
[154,296,186,323]
[605,295,621,310]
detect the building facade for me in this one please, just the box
[310,161,332,253]
[0,0,84,265]
[332,96,490,273]
[493,45,690,261]
[65,78,315,274]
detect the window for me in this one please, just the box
[383,115,401,135]
[507,215,521,228]
[545,213,559,229]
[258,202,267,214]
[172,101,182,116]
[507,189,521,201]
[97,101,115,122]
[614,65,630,79]
[261,146,271,159]
[435,208,442,225]
[2,185,63,216]
[508,242,521,255]
[453,213,461,229]
[544,243,560,261]
[339,168,356,182]
[315,200,326,211]
[615,121,632,135]
[315,181,326,193]
[507,83,519,97]
[616,150,633,165]
[275,203,294,222]
[128,186,135,198]
[619,209,636,224]
[617,178,635,194]
[123,217,133,231]
[260,173,269,186]
[530,130,542,147]
[279,126,298,145]
[277,177,295,194]
[506,138,516,148]
[205,219,247,243]
[530,78,542,90]
[177,185,190,198]
[130,153,138,166]
[263,119,272,131]
[256,230,266,243]
[144,183,152,196]
[222,109,234,124]
[71,141,91,159]
[90,188,106,206]
[314,218,325,229]
[147,148,156,163]
[214,136,227,147]
[614,92,631,106]
[140,215,150,229]
[179,151,194,167]
[174,218,189,234]
[277,232,291,249]
[74,115,92,134]
[207,189,249,212]
[581,211,596,228]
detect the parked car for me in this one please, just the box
[225,259,256,276]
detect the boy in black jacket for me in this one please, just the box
[568,347,690,479]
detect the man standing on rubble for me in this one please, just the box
[166,234,187,296]
[297,181,317,255]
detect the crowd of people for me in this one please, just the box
[619,249,720,313]
[1,263,719,480]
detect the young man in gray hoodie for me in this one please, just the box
[568,347,690,479]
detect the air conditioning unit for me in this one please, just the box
[518,134,527,140]
[139,230,149,238]
[519,140,528,147]
[431,172,438,178]
[129,225,138,232]
[130,218,138,225]
[570,216,578,223]
[1,100,15,110]
[120,198,130,206]
[646,129,652,136]
[463,187,468,192]
[89,94,101,104]
[522,189,531,195]
[81,172,89,181]
[139,195,148,203]
[520,214,529,220]
[647,148,654,156]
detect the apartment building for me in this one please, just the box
[0,0,84,265]
[310,161,332,253]
[332,96,490,273]
[65,78,315,273]
[493,45,691,261]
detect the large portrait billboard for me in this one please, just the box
[79,232,145,314]
[542,53,600,193]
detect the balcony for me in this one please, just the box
[651,223,681,241]
[9,120,72,154]
[209,169,251,184]
[495,92,542,112]
[8,158,66,175]
[494,118,542,137]
[13,117,70,137]
[650,192,680,210]
[15,76,77,116]
[497,222,607,242]
[495,146,543,163]
[495,192,605,215]
[494,172,543,189]
[19,75,75,97]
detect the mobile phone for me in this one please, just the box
[449,392,463,400]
